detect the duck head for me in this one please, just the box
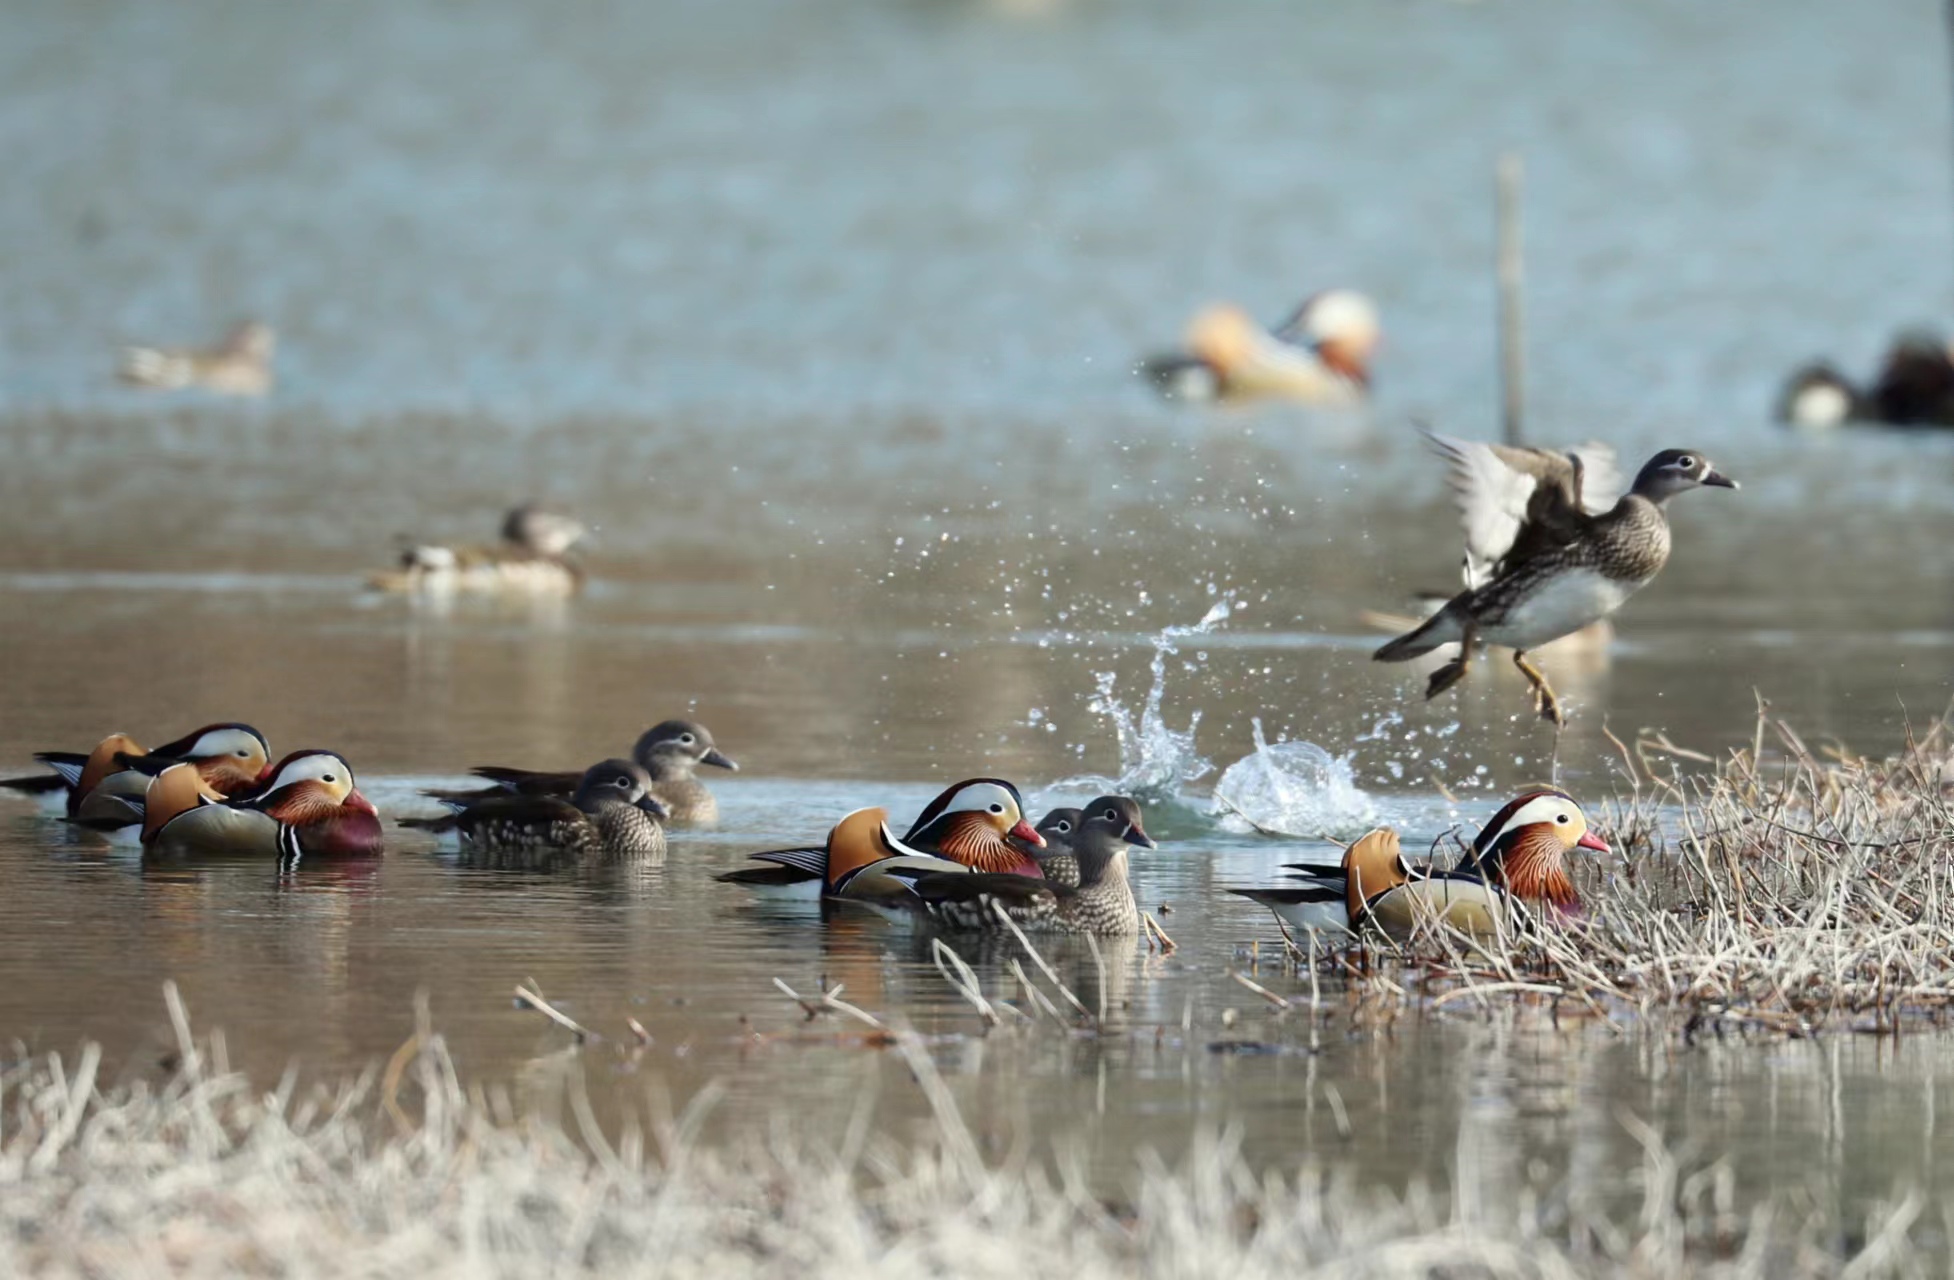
[632,718,738,778]
[222,320,276,362]
[1341,828,1414,922]
[573,757,670,820]
[146,723,272,797]
[1289,288,1380,385]
[1630,449,1738,502]
[246,751,378,824]
[1035,807,1083,852]
[904,778,1045,875]
[501,505,587,557]
[1072,795,1154,885]
[1470,788,1608,909]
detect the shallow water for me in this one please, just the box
[1,0,1952,1243]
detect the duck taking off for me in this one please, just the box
[1373,431,1737,725]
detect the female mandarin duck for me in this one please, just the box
[1141,290,1380,406]
[1374,430,1737,725]
[425,719,737,825]
[141,750,382,862]
[369,505,590,596]
[893,795,1152,936]
[119,320,275,396]
[1,723,272,825]
[402,758,669,860]
[717,778,1045,892]
[1231,788,1609,938]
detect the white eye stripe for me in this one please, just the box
[942,784,1016,818]
[1488,795,1579,844]
[266,755,351,792]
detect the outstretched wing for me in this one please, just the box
[1421,429,1618,585]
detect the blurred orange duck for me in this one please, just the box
[1141,290,1380,405]
[717,778,1045,893]
[141,750,382,862]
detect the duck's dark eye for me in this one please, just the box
[615,776,633,787]
[1677,455,1695,469]
[1556,813,1570,824]
[322,774,336,784]
[236,748,250,757]
[1055,821,1071,833]
[679,733,695,745]
[988,803,1004,814]
[1103,808,1119,821]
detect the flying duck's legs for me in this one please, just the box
[1423,621,1478,700]
[1512,650,1564,726]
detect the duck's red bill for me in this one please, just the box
[1577,831,1611,853]
[1009,819,1046,848]
[346,790,379,817]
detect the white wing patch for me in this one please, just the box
[1567,442,1623,514]
[1423,431,1542,588]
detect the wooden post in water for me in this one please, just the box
[1496,152,1526,446]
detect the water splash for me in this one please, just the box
[1210,718,1377,839]
[1076,599,1231,801]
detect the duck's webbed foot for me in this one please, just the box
[1512,650,1564,726]
[1422,623,1477,700]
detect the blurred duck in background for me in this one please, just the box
[1776,329,1954,429]
[1140,289,1379,405]
[119,320,275,396]
[369,504,588,596]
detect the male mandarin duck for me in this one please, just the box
[119,320,275,396]
[1,723,272,825]
[368,505,590,596]
[716,778,1045,892]
[425,719,737,825]
[402,758,669,860]
[893,795,1151,936]
[1230,787,1610,938]
[733,806,991,902]
[141,750,382,862]
[1374,430,1737,725]
[1141,290,1379,406]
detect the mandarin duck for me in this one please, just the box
[402,758,669,861]
[2,723,272,826]
[717,778,1045,892]
[1141,290,1379,405]
[141,750,382,863]
[1231,787,1609,938]
[425,718,737,825]
[1374,430,1737,725]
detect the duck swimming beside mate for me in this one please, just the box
[401,759,669,860]
[717,778,1045,893]
[1374,431,1738,726]
[426,719,737,825]
[1231,788,1610,939]
[1,723,272,827]
[892,795,1151,936]
[141,751,382,863]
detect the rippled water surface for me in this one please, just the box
[2,0,1952,1236]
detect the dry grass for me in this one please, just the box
[1321,709,1954,1038]
[0,987,1932,1279]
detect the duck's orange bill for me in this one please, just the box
[1577,831,1611,853]
[1009,819,1046,848]
[346,790,379,817]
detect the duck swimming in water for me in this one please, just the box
[141,750,382,863]
[402,758,669,861]
[119,320,275,396]
[369,505,589,596]
[1140,289,1379,406]
[425,719,737,825]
